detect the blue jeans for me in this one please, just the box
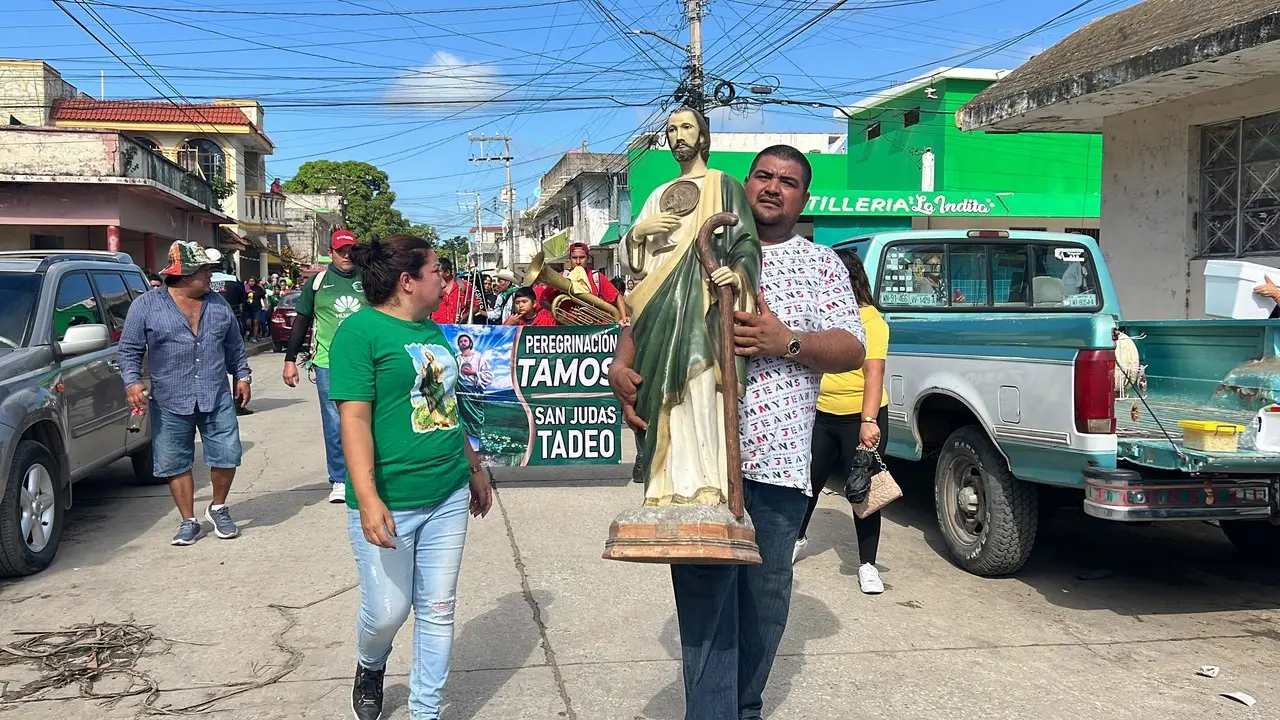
[151,392,243,478]
[348,486,470,719]
[670,480,809,720]
[314,367,347,484]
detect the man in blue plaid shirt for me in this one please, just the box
[118,241,252,546]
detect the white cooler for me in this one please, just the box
[1204,260,1278,319]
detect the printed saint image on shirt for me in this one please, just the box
[406,343,459,433]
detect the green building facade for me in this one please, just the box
[622,68,1102,249]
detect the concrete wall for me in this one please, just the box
[712,132,843,154]
[282,192,343,265]
[571,176,614,249]
[0,128,121,176]
[0,60,83,126]
[1101,73,1280,319]
[0,225,96,251]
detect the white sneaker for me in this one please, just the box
[858,562,884,594]
[792,537,808,564]
[328,483,347,504]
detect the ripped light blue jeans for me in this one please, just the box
[348,485,470,719]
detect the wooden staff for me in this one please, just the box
[693,211,746,521]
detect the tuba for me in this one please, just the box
[522,251,621,325]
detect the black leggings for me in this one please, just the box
[798,405,888,564]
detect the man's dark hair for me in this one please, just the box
[439,257,454,274]
[146,272,161,283]
[748,145,813,190]
[514,286,537,303]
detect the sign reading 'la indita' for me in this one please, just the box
[807,192,997,216]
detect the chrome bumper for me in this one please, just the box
[1083,465,1275,522]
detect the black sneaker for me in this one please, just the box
[351,664,385,720]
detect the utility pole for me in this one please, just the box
[633,1,706,111]
[685,0,704,111]
[468,134,514,269]
[456,191,482,269]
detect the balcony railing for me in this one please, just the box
[243,190,286,228]
[117,135,217,209]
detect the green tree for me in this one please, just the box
[409,223,441,245]
[283,160,437,244]
[438,235,472,269]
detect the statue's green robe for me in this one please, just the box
[625,170,761,506]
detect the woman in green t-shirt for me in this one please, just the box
[328,234,493,720]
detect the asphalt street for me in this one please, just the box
[0,352,1277,719]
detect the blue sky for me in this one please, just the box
[5,0,1140,236]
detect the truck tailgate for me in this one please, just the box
[1116,397,1276,473]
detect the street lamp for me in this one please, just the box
[631,29,688,53]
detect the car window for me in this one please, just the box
[278,292,299,309]
[879,243,948,308]
[1034,244,1099,308]
[879,240,1101,311]
[0,272,41,348]
[123,272,149,299]
[949,245,988,307]
[91,272,132,341]
[53,272,104,342]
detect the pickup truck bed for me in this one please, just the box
[1115,397,1275,473]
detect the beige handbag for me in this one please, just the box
[851,451,902,519]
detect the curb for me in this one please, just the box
[245,339,275,358]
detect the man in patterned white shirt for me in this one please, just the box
[611,145,866,719]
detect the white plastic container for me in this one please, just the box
[1253,405,1280,453]
[1204,260,1277,319]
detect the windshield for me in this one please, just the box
[278,292,299,309]
[0,273,41,349]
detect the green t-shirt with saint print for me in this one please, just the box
[328,307,470,510]
[295,266,363,368]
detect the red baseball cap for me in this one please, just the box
[331,228,357,250]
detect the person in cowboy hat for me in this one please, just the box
[118,241,252,546]
[485,268,519,324]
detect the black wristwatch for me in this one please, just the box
[785,332,802,357]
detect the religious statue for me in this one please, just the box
[603,107,763,564]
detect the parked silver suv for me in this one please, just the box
[0,250,158,577]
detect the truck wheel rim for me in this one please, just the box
[19,463,56,553]
[943,458,985,546]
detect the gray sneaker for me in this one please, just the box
[171,518,202,546]
[205,505,240,539]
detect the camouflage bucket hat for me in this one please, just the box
[160,241,222,276]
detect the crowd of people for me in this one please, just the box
[117,131,890,720]
[426,243,631,328]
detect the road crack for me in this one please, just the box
[495,482,577,720]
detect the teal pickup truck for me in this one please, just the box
[835,229,1279,576]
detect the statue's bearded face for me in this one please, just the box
[667,111,705,163]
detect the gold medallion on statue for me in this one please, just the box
[660,180,700,217]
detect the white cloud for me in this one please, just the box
[385,51,510,113]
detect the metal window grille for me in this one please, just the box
[1199,112,1280,257]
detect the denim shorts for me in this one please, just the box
[151,392,243,477]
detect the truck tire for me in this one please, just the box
[1220,520,1280,565]
[129,443,166,486]
[934,426,1038,576]
[0,440,66,577]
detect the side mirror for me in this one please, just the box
[58,324,111,357]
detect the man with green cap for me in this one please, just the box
[118,240,252,546]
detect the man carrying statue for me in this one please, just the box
[609,108,867,719]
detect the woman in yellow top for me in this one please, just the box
[794,249,889,594]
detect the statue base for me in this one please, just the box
[603,504,762,565]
